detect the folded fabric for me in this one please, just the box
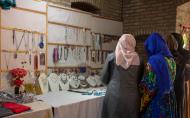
[0,106,14,117]
[2,102,31,114]
[0,0,16,10]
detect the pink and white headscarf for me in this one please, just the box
[115,34,140,69]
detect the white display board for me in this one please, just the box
[92,17,123,36]
[47,6,122,69]
[1,9,46,33]
[16,0,46,12]
[0,0,47,90]
[48,6,92,29]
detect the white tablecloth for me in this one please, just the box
[36,88,105,118]
[6,101,53,118]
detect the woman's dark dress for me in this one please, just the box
[100,53,144,118]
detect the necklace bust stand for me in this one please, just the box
[94,75,102,87]
[86,75,97,87]
[38,73,49,94]
[59,73,70,91]
[47,73,60,92]
[69,75,80,89]
[78,75,88,88]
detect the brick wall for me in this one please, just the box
[123,0,190,60]
[123,0,177,37]
[46,0,122,21]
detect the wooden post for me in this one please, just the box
[0,8,2,89]
[45,3,48,74]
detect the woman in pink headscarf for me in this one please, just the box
[100,34,144,118]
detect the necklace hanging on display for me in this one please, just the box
[63,47,69,62]
[101,51,104,64]
[4,53,11,70]
[86,47,89,61]
[27,32,32,65]
[47,73,60,92]
[34,54,38,70]
[53,47,59,64]
[40,53,45,66]
[32,33,37,52]
[76,29,79,42]
[38,34,44,49]
[81,47,86,63]
[83,29,87,44]
[91,51,95,62]
[23,32,29,54]
[65,27,68,43]
[13,31,25,59]
[58,46,63,61]
[38,73,49,94]
[59,73,69,91]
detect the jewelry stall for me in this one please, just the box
[0,0,122,118]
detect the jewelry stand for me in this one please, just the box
[69,75,80,89]
[38,73,49,94]
[59,73,69,91]
[94,75,102,87]
[86,76,97,87]
[47,73,60,92]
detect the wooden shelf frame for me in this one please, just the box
[47,66,103,70]
[92,32,120,41]
[48,21,91,31]
[0,1,48,82]
[1,69,46,73]
[90,49,113,52]
[48,66,87,69]
[1,49,45,54]
[47,42,91,47]
[1,26,46,35]
[0,8,2,89]
[14,7,47,15]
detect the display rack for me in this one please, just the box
[47,42,91,47]
[47,12,92,71]
[0,8,2,89]
[0,3,48,89]
[1,69,46,73]
[1,49,45,54]
[14,7,46,15]
[90,49,112,52]
[1,26,45,35]
[48,21,91,31]
[45,4,48,73]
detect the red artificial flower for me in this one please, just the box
[10,68,27,78]
[13,79,24,87]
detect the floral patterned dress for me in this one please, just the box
[139,57,177,118]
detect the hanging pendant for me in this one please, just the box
[64,47,69,62]
[53,48,59,64]
[40,53,45,66]
[38,34,44,49]
[34,54,38,70]
[29,51,32,65]
[14,53,17,59]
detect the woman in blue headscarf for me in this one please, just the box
[139,33,177,118]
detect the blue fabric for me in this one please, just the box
[145,33,173,92]
[142,33,176,118]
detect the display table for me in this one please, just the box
[36,88,105,118]
[6,101,53,118]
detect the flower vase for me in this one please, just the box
[14,86,20,95]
